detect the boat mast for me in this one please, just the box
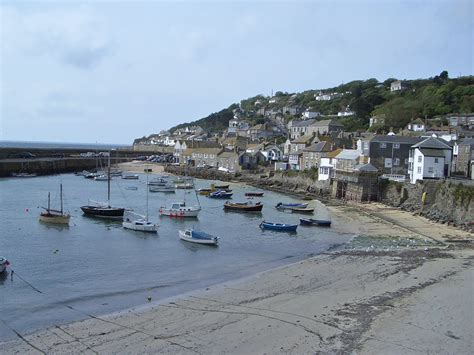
[107,151,111,207]
[60,183,63,214]
[146,169,149,222]
[47,192,51,212]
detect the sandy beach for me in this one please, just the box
[1,195,472,354]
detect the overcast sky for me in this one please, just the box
[1,0,472,144]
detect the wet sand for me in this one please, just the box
[1,200,472,354]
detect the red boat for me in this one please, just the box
[245,192,264,197]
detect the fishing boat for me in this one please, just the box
[276,203,314,214]
[209,190,233,199]
[299,218,332,227]
[123,174,158,232]
[0,257,10,273]
[159,202,200,218]
[211,183,230,190]
[84,172,99,179]
[122,173,139,180]
[149,184,175,193]
[224,201,263,212]
[245,192,264,197]
[148,178,168,186]
[198,188,212,196]
[81,153,125,219]
[179,229,219,245]
[110,170,123,177]
[259,221,298,232]
[39,184,71,225]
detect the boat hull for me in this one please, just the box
[259,222,298,232]
[245,192,264,197]
[81,206,125,218]
[300,218,332,227]
[123,221,158,232]
[159,209,200,218]
[0,258,9,273]
[224,203,263,212]
[39,213,70,225]
[179,230,218,245]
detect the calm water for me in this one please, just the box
[0,140,130,150]
[0,173,352,341]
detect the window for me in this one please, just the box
[434,158,439,163]
[384,158,392,168]
[380,142,387,148]
[404,158,408,165]
[428,167,434,173]
[394,158,400,166]
[393,143,400,149]
[417,167,421,173]
[418,156,422,163]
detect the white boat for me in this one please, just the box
[148,178,168,186]
[175,182,194,189]
[149,184,175,193]
[11,172,37,178]
[159,202,200,218]
[123,212,158,232]
[0,257,10,273]
[94,174,109,181]
[123,174,158,232]
[179,229,219,245]
[122,174,139,180]
[39,184,71,225]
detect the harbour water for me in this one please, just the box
[0,173,353,341]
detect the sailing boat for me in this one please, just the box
[39,184,71,225]
[123,172,158,232]
[159,166,201,218]
[80,152,125,219]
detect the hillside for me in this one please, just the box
[161,71,474,137]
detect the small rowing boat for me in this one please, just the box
[209,190,233,199]
[224,201,263,212]
[179,229,219,245]
[259,221,297,232]
[211,183,230,190]
[245,192,264,197]
[299,218,332,227]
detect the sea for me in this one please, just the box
[0,140,131,150]
[0,173,354,342]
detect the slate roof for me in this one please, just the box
[419,149,446,157]
[459,138,474,146]
[303,141,332,153]
[292,135,314,144]
[291,119,316,128]
[354,163,378,172]
[310,119,344,127]
[371,135,423,144]
[335,149,361,160]
[411,137,452,150]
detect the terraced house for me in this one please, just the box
[181,147,223,167]
[301,141,333,170]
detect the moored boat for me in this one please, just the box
[149,184,175,193]
[11,172,37,178]
[211,183,230,190]
[39,184,71,225]
[122,174,139,180]
[0,257,10,273]
[198,188,212,196]
[175,182,194,189]
[245,192,264,197]
[179,229,219,245]
[276,202,308,208]
[159,202,200,218]
[299,218,332,227]
[209,190,233,199]
[94,174,109,181]
[224,201,263,212]
[259,221,298,232]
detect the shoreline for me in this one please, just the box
[2,165,472,353]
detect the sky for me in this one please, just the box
[1,0,472,144]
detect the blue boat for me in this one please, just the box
[259,221,298,232]
[209,190,233,199]
[276,202,308,209]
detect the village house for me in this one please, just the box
[217,150,240,172]
[407,118,426,132]
[331,149,379,202]
[390,80,406,92]
[181,147,223,167]
[289,134,315,153]
[448,113,474,127]
[369,114,386,128]
[452,138,474,177]
[289,119,316,139]
[307,119,344,136]
[239,151,267,170]
[301,141,333,170]
[261,144,283,162]
[175,140,221,164]
[318,149,342,181]
[282,106,303,115]
[302,109,321,119]
[288,151,303,170]
[408,137,453,184]
[369,135,423,178]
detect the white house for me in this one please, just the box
[302,109,321,119]
[390,80,406,92]
[407,118,426,132]
[408,137,453,184]
[318,157,333,181]
[261,145,283,161]
[288,151,303,170]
